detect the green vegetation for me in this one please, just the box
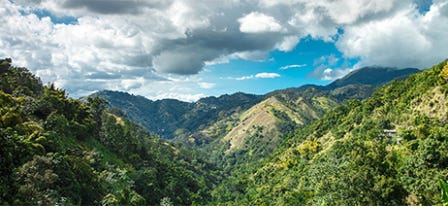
[1,57,446,205]
[0,58,216,205]
[94,67,418,141]
[92,90,263,140]
[206,60,448,205]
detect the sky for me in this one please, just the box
[1,0,447,102]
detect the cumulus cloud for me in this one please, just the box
[238,12,284,33]
[337,0,448,69]
[1,0,448,100]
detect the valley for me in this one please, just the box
[2,1,448,205]
[1,58,448,205]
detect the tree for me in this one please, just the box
[440,63,448,80]
[16,155,59,205]
[87,96,108,130]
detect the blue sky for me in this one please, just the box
[197,37,358,96]
[1,0,447,101]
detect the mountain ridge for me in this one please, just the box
[92,66,419,140]
[209,60,448,205]
[325,67,420,89]
[4,56,448,205]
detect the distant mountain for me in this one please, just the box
[92,67,419,141]
[4,55,444,206]
[326,67,419,89]
[175,67,420,173]
[212,60,448,205]
[91,90,263,139]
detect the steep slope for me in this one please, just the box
[189,67,418,165]
[211,60,448,205]
[191,93,338,164]
[93,67,418,142]
[92,91,263,139]
[92,90,192,139]
[220,96,305,154]
[0,59,216,205]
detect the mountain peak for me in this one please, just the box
[326,67,419,89]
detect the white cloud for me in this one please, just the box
[279,64,307,70]
[321,68,350,80]
[255,72,281,78]
[198,82,216,89]
[230,72,281,80]
[124,75,208,102]
[337,1,448,69]
[311,0,396,24]
[151,92,205,102]
[309,54,353,80]
[309,66,352,81]
[121,77,146,90]
[229,50,270,62]
[1,0,448,101]
[275,35,300,52]
[167,1,210,34]
[238,12,284,33]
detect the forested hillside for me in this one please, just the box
[2,57,447,206]
[92,90,263,139]
[92,65,421,205]
[183,67,418,179]
[209,60,448,205]
[0,58,216,205]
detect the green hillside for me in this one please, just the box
[3,56,446,206]
[210,60,448,205]
[0,59,216,205]
[94,67,418,143]
[92,90,263,140]
[186,67,418,171]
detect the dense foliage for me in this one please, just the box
[208,60,448,205]
[0,59,216,205]
[94,67,418,141]
[93,90,264,140]
[1,56,444,205]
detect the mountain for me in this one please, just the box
[185,67,419,158]
[92,90,263,139]
[93,67,419,142]
[4,56,447,205]
[325,67,419,101]
[209,60,448,205]
[326,66,420,89]
[91,90,192,139]
[0,59,216,205]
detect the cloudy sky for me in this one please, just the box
[1,0,447,101]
